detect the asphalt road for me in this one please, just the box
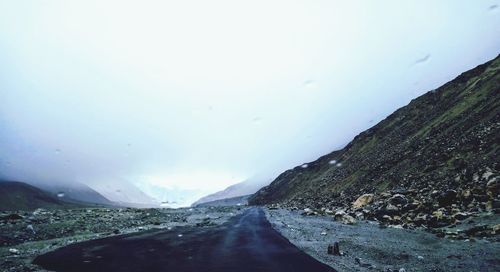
[34,207,335,272]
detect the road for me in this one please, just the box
[34,207,335,272]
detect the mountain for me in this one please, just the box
[87,180,159,208]
[193,195,250,207]
[192,179,268,206]
[0,181,77,211]
[250,55,500,216]
[36,182,113,206]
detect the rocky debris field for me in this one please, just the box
[267,167,500,241]
[265,208,500,272]
[0,206,246,272]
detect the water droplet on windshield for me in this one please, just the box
[336,162,343,167]
[301,164,308,168]
[329,160,337,165]
[413,54,430,65]
[489,4,498,11]
[303,80,318,89]
[57,192,65,198]
[178,234,183,237]
[160,202,169,207]
[252,117,262,124]
[55,149,61,154]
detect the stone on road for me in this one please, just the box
[34,208,335,272]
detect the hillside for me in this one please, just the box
[193,195,250,207]
[250,55,499,227]
[192,180,267,206]
[37,182,113,206]
[0,181,76,211]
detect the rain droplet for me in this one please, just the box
[413,54,430,65]
[252,117,262,124]
[329,160,337,165]
[178,234,183,237]
[57,192,65,198]
[489,4,498,11]
[301,164,308,169]
[336,163,343,167]
[160,202,169,207]
[303,80,318,89]
[55,149,61,154]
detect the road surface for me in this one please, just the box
[34,207,336,272]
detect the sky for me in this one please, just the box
[0,1,499,207]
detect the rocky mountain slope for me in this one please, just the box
[250,55,499,233]
[0,181,76,211]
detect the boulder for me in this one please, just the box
[389,194,408,205]
[334,211,356,224]
[327,242,341,256]
[352,194,374,209]
[437,190,457,206]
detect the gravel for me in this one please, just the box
[265,208,500,272]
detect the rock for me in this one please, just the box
[452,212,470,221]
[461,189,472,200]
[386,203,400,213]
[432,210,445,219]
[0,214,24,221]
[302,208,315,216]
[327,242,341,256]
[464,225,489,236]
[380,192,392,198]
[352,194,374,209]
[341,214,356,224]
[354,257,374,268]
[492,224,500,234]
[26,224,36,234]
[437,190,457,206]
[334,211,356,224]
[389,194,408,205]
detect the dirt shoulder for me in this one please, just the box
[265,208,500,272]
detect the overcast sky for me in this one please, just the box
[0,1,499,206]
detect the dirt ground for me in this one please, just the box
[265,208,500,272]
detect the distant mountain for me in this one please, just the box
[37,182,113,206]
[0,181,77,211]
[193,195,250,207]
[250,55,500,209]
[87,180,159,207]
[192,180,268,206]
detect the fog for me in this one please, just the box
[1,1,499,206]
